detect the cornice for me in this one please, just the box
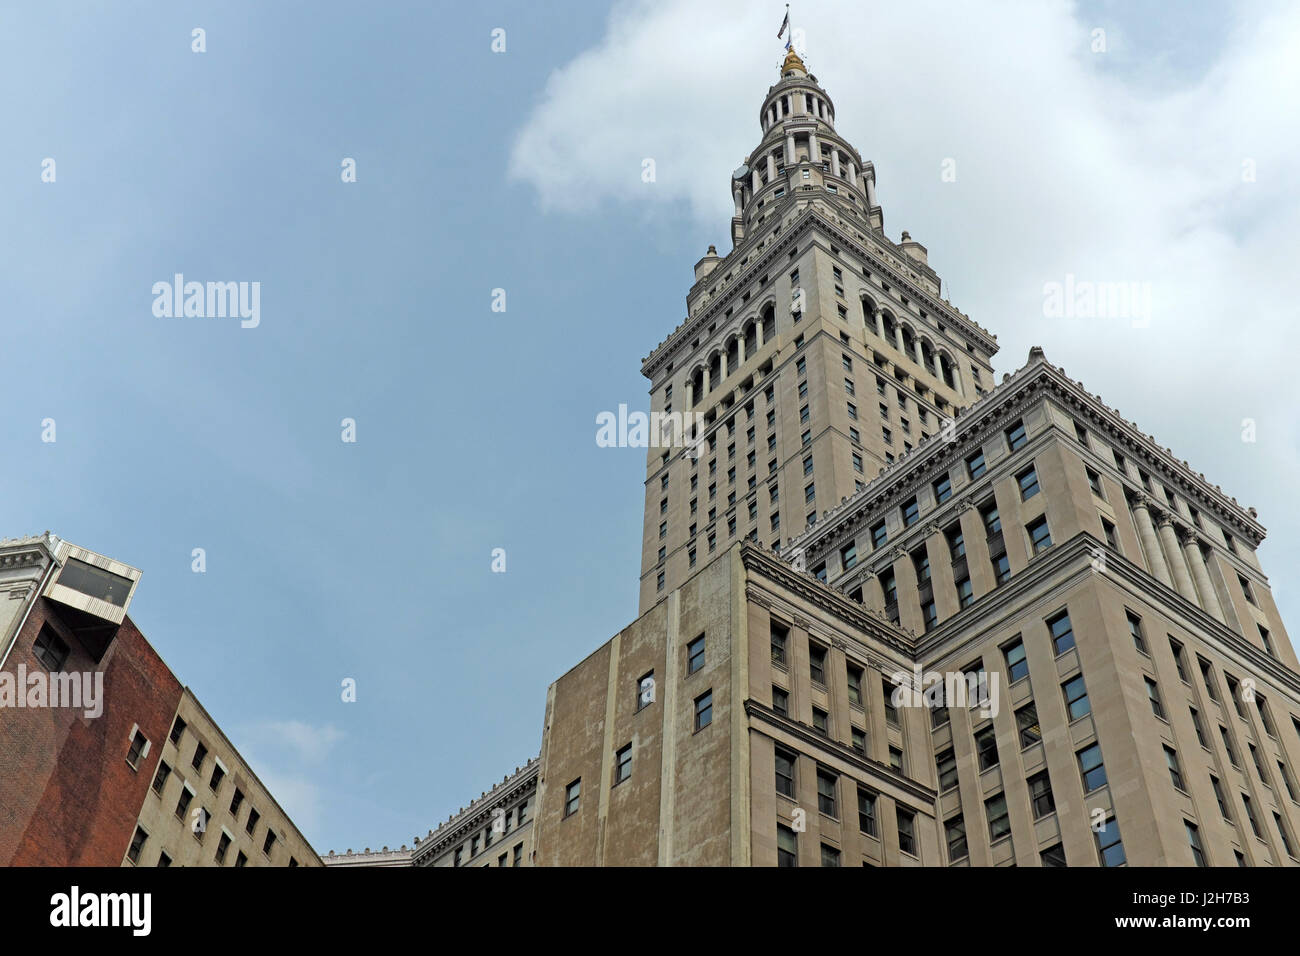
[643,204,994,381]
[739,543,915,655]
[784,353,1266,573]
[412,760,540,862]
[745,699,938,806]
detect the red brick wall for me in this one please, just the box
[0,598,182,866]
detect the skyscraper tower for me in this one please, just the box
[522,43,1300,868]
[638,46,997,612]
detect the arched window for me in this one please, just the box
[902,327,917,361]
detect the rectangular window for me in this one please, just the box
[191,742,207,771]
[694,690,713,731]
[1016,702,1042,748]
[1190,706,1209,748]
[636,670,654,711]
[851,727,867,755]
[966,450,986,479]
[1041,843,1067,867]
[564,779,581,817]
[981,502,1001,535]
[945,815,968,861]
[1096,816,1126,867]
[809,644,827,684]
[889,746,904,773]
[1003,638,1028,682]
[1221,726,1239,767]
[127,826,148,865]
[777,824,798,867]
[32,626,70,670]
[902,497,919,527]
[1164,745,1184,791]
[985,793,1010,841]
[246,807,260,835]
[1198,657,1220,702]
[613,743,632,786]
[1063,674,1090,720]
[1145,676,1165,720]
[1242,793,1261,837]
[686,634,706,674]
[1048,610,1074,654]
[1028,516,1052,553]
[933,475,952,503]
[1017,466,1040,500]
[1127,611,1147,654]
[1005,420,1027,451]
[216,830,231,864]
[897,809,916,856]
[1028,770,1055,818]
[871,521,888,549]
[820,843,841,867]
[770,620,789,665]
[1275,813,1295,858]
[126,730,149,769]
[936,748,958,792]
[812,707,829,736]
[883,677,900,726]
[846,665,863,706]
[975,725,999,771]
[1186,821,1207,867]
[772,686,788,716]
[1078,742,1107,792]
[1225,673,1248,719]
[947,525,965,559]
[151,760,171,795]
[817,768,838,816]
[854,788,879,837]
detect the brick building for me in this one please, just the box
[0,533,320,867]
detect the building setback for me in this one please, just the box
[0,533,320,867]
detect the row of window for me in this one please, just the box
[450,800,531,866]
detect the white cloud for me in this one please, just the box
[254,719,344,764]
[511,0,1300,640]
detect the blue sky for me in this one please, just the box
[3,1,1297,854]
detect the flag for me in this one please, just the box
[777,10,790,39]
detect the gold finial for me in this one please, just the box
[781,46,806,76]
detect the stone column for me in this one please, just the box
[685,378,694,410]
[831,150,842,178]
[847,163,857,186]
[766,154,776,180]
[1131,496,1172,586]
[737,335,746,365]
[755,320,764,349]
[865,175,878,207]
[733,185,743,217]
[1182,530,1225,621]
[785,133,796,166]
[1158,514,1196,601]
[808,131,819,164]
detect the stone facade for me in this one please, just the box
[531,47,1300,867]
